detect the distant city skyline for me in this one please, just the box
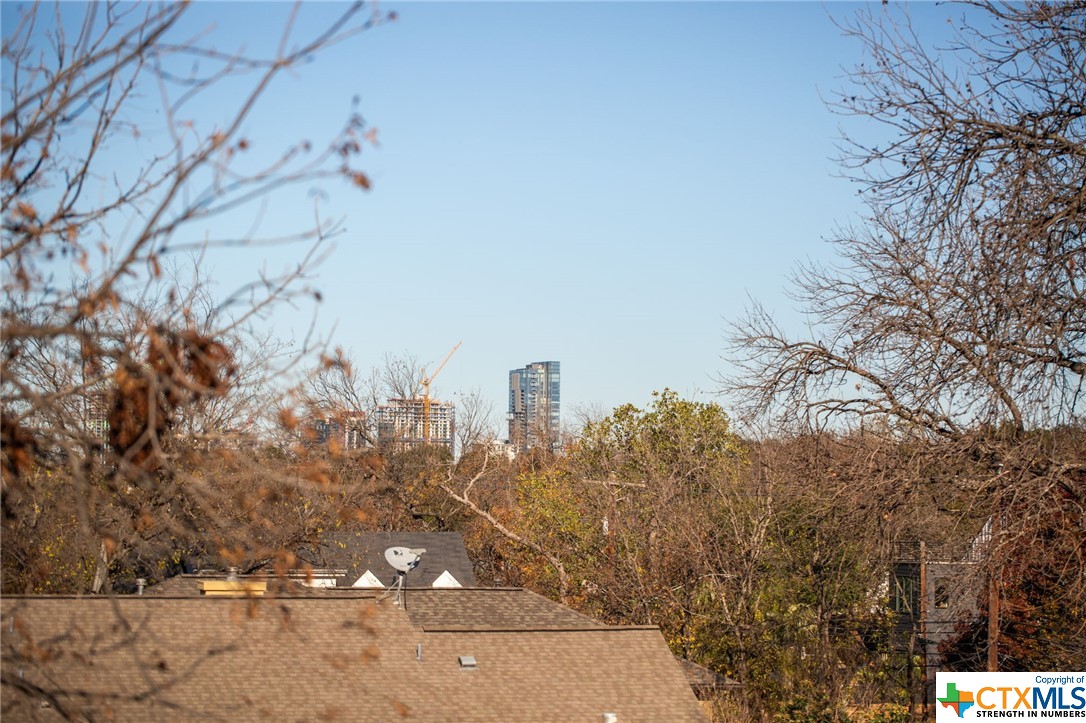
[283,2,964,421]
[3,2,971,424]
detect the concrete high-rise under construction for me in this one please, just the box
[508,361,560,453]
[376,398,455,453]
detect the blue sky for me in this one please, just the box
[5,1,967,429]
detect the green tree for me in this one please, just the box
[576,389,746,488]
[572,391,754,670]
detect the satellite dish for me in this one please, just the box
[384,546,426,574]
[380,547,427,607]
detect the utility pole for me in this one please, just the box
[920,541,928,716]
[988,493,1001,672]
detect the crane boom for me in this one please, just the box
[421,341,461,443]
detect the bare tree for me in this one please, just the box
[288,347,372,450]
[1,0,393,595]
[724,0,1085,670]
[365,351,425,405]
[454,387,496,455]
[124,257,299,442]
[729,3,1084,434]
[291,349,428,450]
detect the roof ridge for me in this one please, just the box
[421,625,663,633]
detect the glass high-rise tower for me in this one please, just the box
[508,361,560,453]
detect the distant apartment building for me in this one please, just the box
[310,410,367,451]
[508,361,560,453]
[83,390,111,442]
[489,438,517,461]
[375,398,455,454]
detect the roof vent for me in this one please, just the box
[603,714,618,723]
[458,655,478,670]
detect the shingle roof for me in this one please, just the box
[141,573,198,595]
[2,594,706,722]
[296,530,478,588]
[676,658,743,699]
[403,587,605,630]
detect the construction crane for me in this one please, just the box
[421,341,461,443]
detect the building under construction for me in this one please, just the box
[375,398,455,453]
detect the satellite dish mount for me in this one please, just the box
[378,546,426,606]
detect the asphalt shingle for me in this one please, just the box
[2,592,706,722]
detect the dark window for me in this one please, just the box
[934,581,950,609]
[892,573,919,615]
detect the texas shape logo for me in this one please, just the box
[938,682,976,718]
